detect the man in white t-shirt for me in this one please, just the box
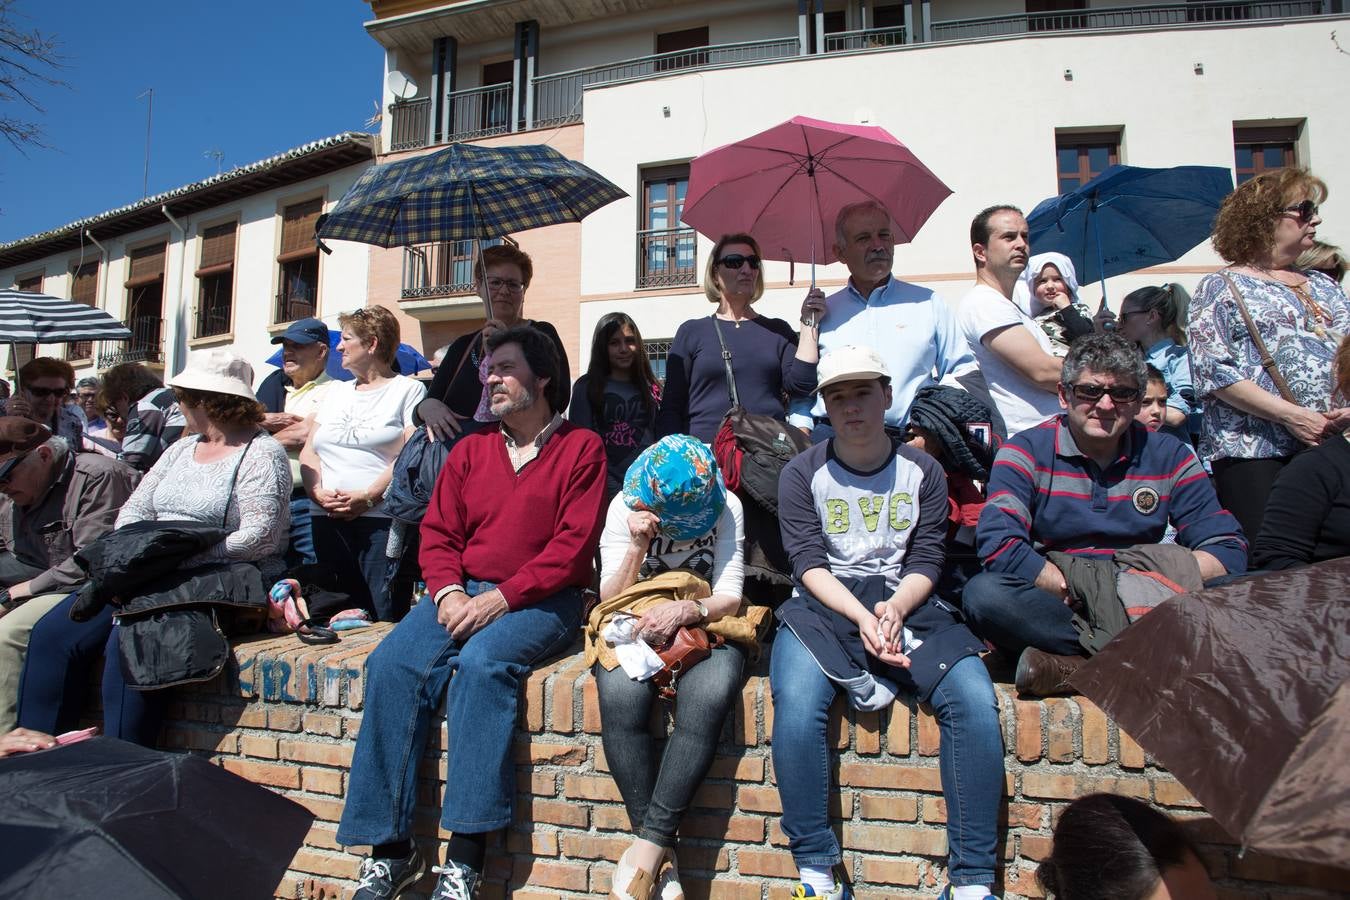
[957,206,1064,437]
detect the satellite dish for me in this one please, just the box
[386,70,418,101]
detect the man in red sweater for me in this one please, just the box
[338,326,606,900]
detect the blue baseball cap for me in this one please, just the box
[270,317,329,345]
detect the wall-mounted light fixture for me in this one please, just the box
[1063,68,1073,81]
[662,105,671,117]
[1193,61,1204,74]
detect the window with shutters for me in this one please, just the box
[66,261,99,360]
[276,197,322,324]
[121,243,167,365]
[196,221,237,338]
[1055,130,1120,194]
[14,272,43,292]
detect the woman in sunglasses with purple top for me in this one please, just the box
[655,233,824,442]
[0,357,82,449]
[1188,168,1350,540]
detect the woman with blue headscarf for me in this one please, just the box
[585,435,748,900]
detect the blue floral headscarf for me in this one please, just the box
[621,435,726,542]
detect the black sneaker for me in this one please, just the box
[352,847,425,899]
[430,859,481,900]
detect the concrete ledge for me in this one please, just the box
[153,630,1347,899]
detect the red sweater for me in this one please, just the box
[419,421,607,610]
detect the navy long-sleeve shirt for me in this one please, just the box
[655,315,816,442]
[1253,434,1350,570]
[978,417,1247,583]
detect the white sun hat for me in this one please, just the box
[167,349,257,401]
[815,344,891,393]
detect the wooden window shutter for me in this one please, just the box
[15,273,43,292]
[279,198,323,259]
[126,243,167,287]
[71,262,98,306]
[197,222,237,275]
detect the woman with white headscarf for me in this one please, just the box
[1013,252,1095,356]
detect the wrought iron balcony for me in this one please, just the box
[824,24,908,52]
[389,98,431,153]
[96,316,163,367]
[637,227,698,290]
[930,0,1325,41]
[402,241,479,300]
[533,37,801,130]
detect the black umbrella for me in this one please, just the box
[0,737,314,899]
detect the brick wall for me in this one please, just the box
[159,629,1346,900]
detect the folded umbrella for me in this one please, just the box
[0,736,315,899]
[1071,558,1350,870]
[1026,164,1234,302]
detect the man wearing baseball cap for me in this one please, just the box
[0,416,139,732]
[256,317,334,566]
[770,346,1004,900]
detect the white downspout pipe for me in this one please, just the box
[83,229,111,367]
[161,205,189,375]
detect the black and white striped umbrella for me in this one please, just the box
[0,289,133,343]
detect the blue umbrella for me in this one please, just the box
[266,330,430,381]
[1027,164,1234,301]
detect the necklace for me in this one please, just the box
[1235,266,1330,338]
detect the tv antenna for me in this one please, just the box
[204,149,224,174]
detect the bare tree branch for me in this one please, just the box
[0,0,67,153]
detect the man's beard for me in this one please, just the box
[490,382,535,417]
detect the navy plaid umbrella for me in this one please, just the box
[315,143,627,249]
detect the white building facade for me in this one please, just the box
[0,133,377,386]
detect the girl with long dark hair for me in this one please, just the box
[1118,283,1199,443]
[568,312,661,498]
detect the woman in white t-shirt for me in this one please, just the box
[300,306,426,621]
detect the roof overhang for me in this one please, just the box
[365,0,684,54]
[0,132,378,271]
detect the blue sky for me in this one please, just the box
[0,0,381,242]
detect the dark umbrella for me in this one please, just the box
[0,736,315,899]
[315,143,626,316]
[0,289,134,389]
[1071,558,1350,870]
[266,329,430,380]
[1026,164,1234,303]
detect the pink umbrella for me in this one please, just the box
[681,116,952,285]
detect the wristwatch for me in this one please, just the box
[692,599,708,621]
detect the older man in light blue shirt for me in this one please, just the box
[788,200,988,439]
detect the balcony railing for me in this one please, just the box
[533,37,801,129]
[402,241,479,300]
[636,227,697,290]
[448,83,514,141]
[96,316,163,367]
[930,0,1325,41]
[389,98,431,153]
[824,24,908,52]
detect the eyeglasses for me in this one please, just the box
[1281,199,1319,224]
[485,277,525,294]
[24,386,67,399]
[1064,382,1142,404]
[718,254,761,271]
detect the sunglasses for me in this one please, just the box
[1064,382,1142,404]
[718,254,761,271]
[0,453,28,486]
[24,386,67,399]
[1282,199,1319,224]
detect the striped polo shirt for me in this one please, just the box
[977,417,1246,584]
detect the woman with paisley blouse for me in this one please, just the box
[1188,168,1350,539]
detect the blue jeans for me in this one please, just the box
[310,515,403,622]
[287,496,317,568]
[336,583,580,843]
[961,571,1082,657]
[769,628,1003,886]
[17,592,166,746]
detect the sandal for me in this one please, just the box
[655,850,684,900]
[609,846,657,900]
[268,579,339,645]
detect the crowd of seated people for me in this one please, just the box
[0,166,1346,900]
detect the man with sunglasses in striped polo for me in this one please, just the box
[960,333,1246,696]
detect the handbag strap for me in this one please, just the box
[220,431,262,528]
[710,315,740,408]
[438,332,482,407]
[1220,271,1297,404]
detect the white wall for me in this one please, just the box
[573,16,1349,351]
[0,165,372,388]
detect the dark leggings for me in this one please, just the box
[593,642,745,848]
[17,592,166,746]
[1211,455,1292,545]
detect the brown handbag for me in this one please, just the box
[650,626,724,701]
